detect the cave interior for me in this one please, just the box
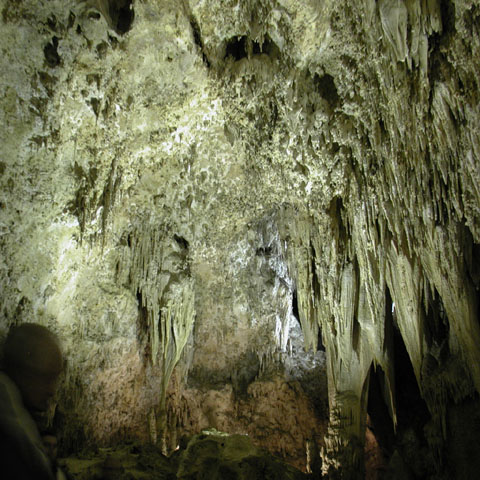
[1,0,480,479]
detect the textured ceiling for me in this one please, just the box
[1,0,480,478]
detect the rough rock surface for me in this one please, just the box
[1,0,480,479]
[165,372,327,472]
[60,429,311,479]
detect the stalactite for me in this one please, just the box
[278,208,319,352]
[113,220,195,451]
[158,279,195,410]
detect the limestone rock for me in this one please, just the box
[1,0,480,478]
[176,429,309,480]
[60,431,309,480]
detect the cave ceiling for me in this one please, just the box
[1,0,480,478]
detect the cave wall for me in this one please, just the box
[1,0,480,478]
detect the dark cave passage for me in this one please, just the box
[365,322,434,479]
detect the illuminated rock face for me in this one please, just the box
[1,0,480,478]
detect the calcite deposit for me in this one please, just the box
[1,0,480,479]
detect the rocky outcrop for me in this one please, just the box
[165,373,327,472]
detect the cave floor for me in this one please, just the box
[60,429,312,480]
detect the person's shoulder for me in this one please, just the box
[0,370,21,401]
[0,370,30,429]
[0,371,15,399]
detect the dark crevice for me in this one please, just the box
[423,286,450,352]
[188,15,210,67]
[135,289,149,342]
[313,73,339,108]
[14,296,29,319]
[225,36,248,61]
[109,0,134,35]
[67,11,76,29]
[351,256,361,353]
[174,234,189,251]
[464,226,480,290]
[393,325,431,432]
[252,39,262,55]
[92,0,134,35]
[46,15,57,31]
[383,286,395,363]
[96,41,108,59]
[119,232,132,248]
[44,36,60,67]
[439,0,456,36]
[384,324,435,477]
[98,158,121,245]
[378,118,387,135]
[88,11,101,20]
[310,241,320,296]
[255,245,273,256]
[67,162,99,241]
[309,241,323,353]
[367,365,396,457]
[89,98,100,117]
[224,34,280,64]
[190,18,202,48]
[328,196,347,246]
[292,289,300,325]
[108,34,119,49]
[252,35,280,58]
[427,1,456,106]
[317,328,325,352]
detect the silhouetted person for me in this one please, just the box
[0,323,63,480]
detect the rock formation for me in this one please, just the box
[1,0,479,478]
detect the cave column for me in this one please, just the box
[320,264,372,480]
[322,359,371,480]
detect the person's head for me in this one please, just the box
[4,323,63,412]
